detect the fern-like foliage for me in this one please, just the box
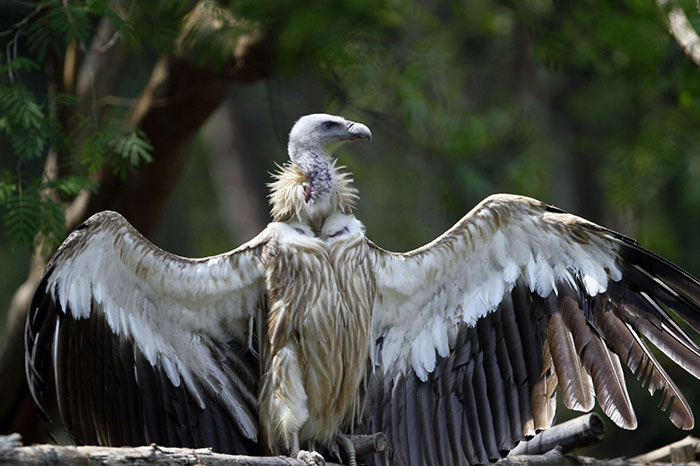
[0,83,48,160]
[0,1,153,252]
[79,125,153,178]
[2,191,63,253]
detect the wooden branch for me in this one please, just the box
[0,438,340,466]
[499,446,691,465]
[656,0,700,68]
[0,433,387,466]
[499,447,584,465]
[5,430,700,466]
[345,433,388,460]
[508,413,605,457]
[629,435,700,463]
[71,0,132,135]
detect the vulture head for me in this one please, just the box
[287,113,372,171]
[272,113,371,225]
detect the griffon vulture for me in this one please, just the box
[26,114,700,465]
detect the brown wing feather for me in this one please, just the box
[559,290,637,429]
[593,286,696,429]
[547,309,595,412]
[531,339,557,432]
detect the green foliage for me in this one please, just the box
[112,127,154,170]
[0,171,15,203]
[44,176,98,197]
[24,0,133,59]
[0,1,153,251]
[233,0,396,71]
[0,169,100,252]
[0,57,40,74]
[0,83,47,160]
[79,125,153,178]
[3,190,64,253]
[178,1,249,69]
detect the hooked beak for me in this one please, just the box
[345,120,372,142]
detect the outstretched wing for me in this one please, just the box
[25,211,268,454]
[364,194,700,466]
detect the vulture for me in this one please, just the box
[26,113,700,466]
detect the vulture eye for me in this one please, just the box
[322,121,338,130]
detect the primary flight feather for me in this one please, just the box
[26,113,700,465]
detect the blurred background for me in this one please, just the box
[1,0,700,460]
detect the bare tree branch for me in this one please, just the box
[508,413,605,456]
[71,0,132,133]
[630,436,700,463]
[0,437,342,466]
[656,0,700,68]
[499,446,690,465]
[0,433,388,466]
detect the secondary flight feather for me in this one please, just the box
[26,113,700,465]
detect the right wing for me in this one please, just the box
[25,211,269,453]
[364,194,700,465]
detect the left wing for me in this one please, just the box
[363,194,700,466]
[25,211,268,453]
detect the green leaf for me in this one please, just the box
[0,172,17,204]
[51,93,79,108]
[3,192,43,250]
[36,197,66,254]
[79,130,111,173]
[0,85,48,159]
[44,175,99,197]
[50,4,92,46]
[2,189,67,252]
[9,129,47,159]
[0,85,43,128]
[0,57,41,74]
[112,126,154,170]
[26,13,51,60]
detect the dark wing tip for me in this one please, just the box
[25,266,60,426]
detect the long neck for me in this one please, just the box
[297,150,333,203]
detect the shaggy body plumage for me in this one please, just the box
[259,213,374,452]
[26,114,700,465]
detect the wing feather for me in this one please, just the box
[497,292,535,437]
[424,376,444,465]
[433,395,453,466]
[491,309,524,444]
[617,239,700,321]
[391,373,408,466]
[461,358,488,464]
[404,374,424,466]
[559,289,637,428]
[530,335,557,432]
[477,317,512,453]
[472,347,500,461]
[365,193,700,465]
[438,351,469,465]
[612,282,700,378]
[25,210,268,454]
[547,307,594,412]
